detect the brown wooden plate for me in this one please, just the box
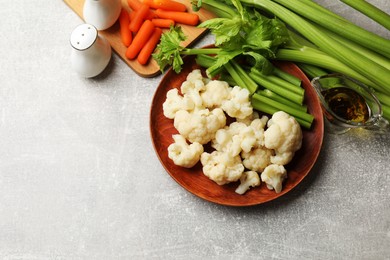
[150,55,324,206]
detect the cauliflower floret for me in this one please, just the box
[211,128,242,157]
[168,135,204,168]
[264,111,303,165]
[235,171,261,195]
[239,116,268,152]
[200,151,245,185]
[221,86,253,119]
[201,80,231,108]
[226,121,247,135]
[174,108,226,144]
[237,111,260,125]
[241,146,273,172]
[185,69,206,83]
[211,122,247,157]
[180,81,204,109]
[261,164,287,193]
[180,69,208,109]
[244,116,269,148]
[162,88,195,119]
[211,118,268,157]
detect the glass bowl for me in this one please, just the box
[311,73,389,134]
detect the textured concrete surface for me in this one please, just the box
[0,0,389,259]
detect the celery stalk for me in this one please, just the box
[230,60,258,94]
[265,73,304,96]
[240,0,390,95]
[257,89,308,112]
[275,48,376,89]
[314,24,390,71]
[249,70,304,105]
[297,0,349,21]
[219,73,238,87]
[382,104,390,121]
[340,0,390,31]
[223,62,248,92]
[251,93,313,129]
[375,92,390,108]
[297,63,328,79]
[270,0,390,58]
[192,0,237,18]
[272,67,302,87]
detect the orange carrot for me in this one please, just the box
[151,18,175,28]
[145,9,157,20]
[155,9,199,26]
[143,0,186,12]
[137,27,162,65]
[129,11,135,31]
[127,0,156,19]
[129,10,154,27]
[129,4,150,32]
[129,10,136,21]
[126,20,155,60]
[119,9,132,47]
[127,0,143,11]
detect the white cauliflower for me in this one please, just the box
[264,111,303,165]
[168,134,204,168]
[238,116,268,153]
[241,146,273,172]
[211,122,247,156]
[235,171,261,195]
[201,80,231,108]
[162,88,194,119]
[162,68,304,195]
[237,111,260,125]
[174,108,226,144]
[200,151,245,185]
[226,121,247,135]
[185,69,208,84]
[211,117,268,157]
[221,86,253,119]
[261,164,287,193]
[180,77,205,109]
[211,127,243,157]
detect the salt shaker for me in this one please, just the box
[83,0,122,30]
[70,24,112,78]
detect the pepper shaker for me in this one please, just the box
[70,24,112,78]
[83,0,122,30]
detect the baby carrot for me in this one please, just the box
[129,4,150,32]
[137,27,162,65]
[126,20,155,60]
[129,10,136,21]
[143,0,186,12]
[146,9,157,20]
[127,0,142,11]
[155,9,199,26]
[151,18,175,28]
[127,0,156,19]
[119,9,132,47]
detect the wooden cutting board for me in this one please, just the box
[63,0,216,77]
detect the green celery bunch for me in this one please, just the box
[153,0,314,128]
[236,0,390,121]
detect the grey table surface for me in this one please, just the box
[1,0,389,259]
